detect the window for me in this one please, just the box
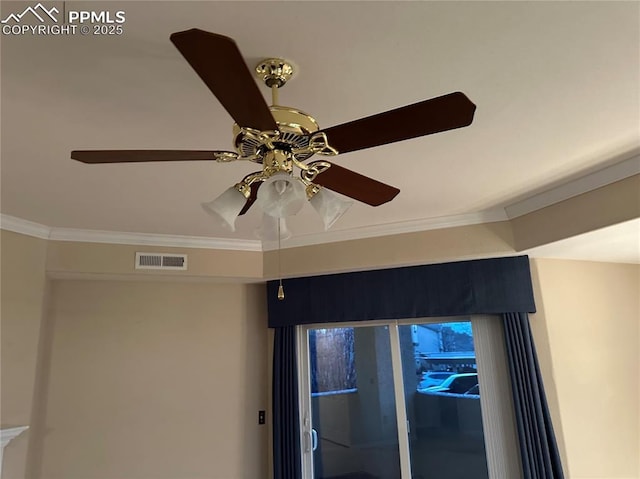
[309,328,356,394]
[298,316,522,479]
[398,321,487,478]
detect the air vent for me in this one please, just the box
[135,252,187,271]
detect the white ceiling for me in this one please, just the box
[1,1,639,261]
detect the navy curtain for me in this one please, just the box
[503,312,565,478]
[272,326,301,479]
[270,256,564,479]
[268,256,535,325]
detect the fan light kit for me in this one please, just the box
[71,29,477,298]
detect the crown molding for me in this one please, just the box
[2,153,636,252]
[264,209,510,250]
[0,215,51,239]
[2,210,510,252]
[48,227,262,251]
[0,215,262,252]
[1,426,29,447]
[505,154,640,219]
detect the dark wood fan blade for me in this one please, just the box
[170,29,277,132]
[71,150,231,163]
[311,161,400,206]
[238,182,261,216]
[319,92,476,154]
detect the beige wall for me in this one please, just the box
[0,230,49,479]
[264,221,515,278]
[46,241,263,281]
[512,175,640,251]
[32,279,268,479]
[2,220,639,478]
[531,258,639,479]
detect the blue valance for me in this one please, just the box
[267,255,535,327]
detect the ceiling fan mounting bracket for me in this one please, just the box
[301,160,332,183]
[213,151,240,163]
[255,58,294,88]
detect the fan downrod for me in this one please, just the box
[230,57,320,164]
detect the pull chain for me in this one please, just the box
[277,218,285,300]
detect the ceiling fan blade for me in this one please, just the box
[170,29,277,132]
[311,161,400,206]
[71,150,232,163]
[319,92,476,154]
[238,182,261,216]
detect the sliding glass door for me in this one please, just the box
[397,323,488,479]
[298,317,521,479]
[301,325,403,478]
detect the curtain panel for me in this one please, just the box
[269,255,564,479]
[503,312,565,478]
[273,326,302,479]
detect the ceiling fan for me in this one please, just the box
[71,28,476,233]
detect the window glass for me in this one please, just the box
[400,321,489,479]
[300,318,520,478]
[309,328,357,394]
[308,325,402,478]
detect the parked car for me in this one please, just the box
[464,384,480,396]
[425,373,478,394]
[418,371,455,389]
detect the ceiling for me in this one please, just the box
[1,1,639,261]
[525,218,640,265]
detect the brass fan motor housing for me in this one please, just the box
[232,106,320,163]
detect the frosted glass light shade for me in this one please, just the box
[201,186,247,231]
[309,188,353,230]
[256,172,306,218]
[254,215,292,241]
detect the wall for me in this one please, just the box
[0,230,48,479]
[530,258,639,479]
[46,240,263,281]
[263,221,515,278]
[2,218,639,478]
[512,175,640,251]
[34,279,268,479]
